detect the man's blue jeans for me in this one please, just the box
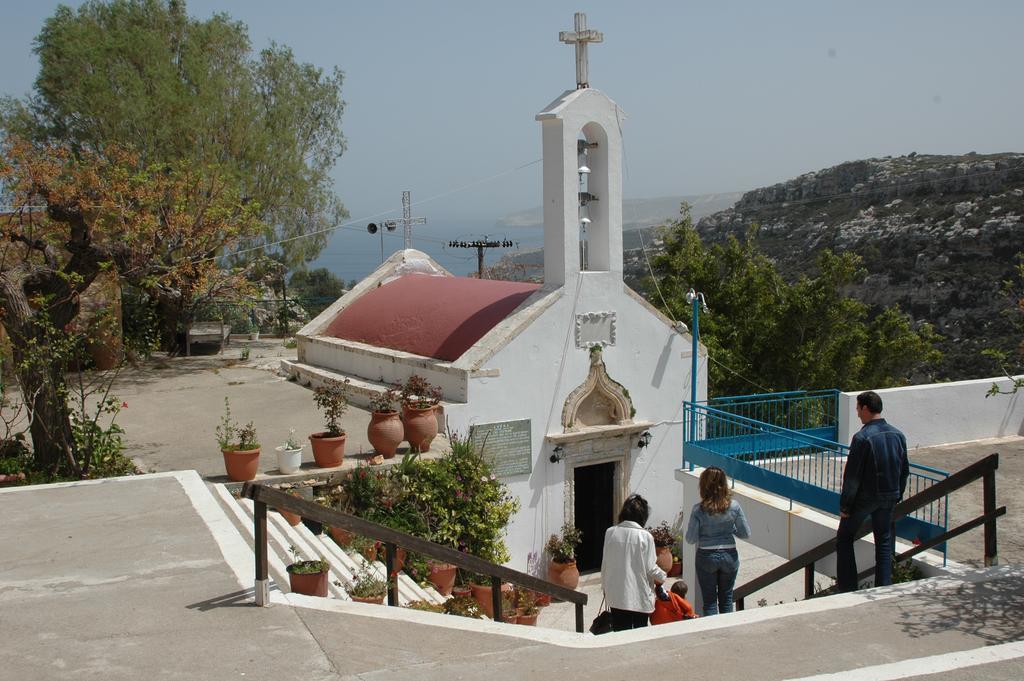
[836,501,895,592]
[695,547,739,616]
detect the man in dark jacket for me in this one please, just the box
[836,391,909,592]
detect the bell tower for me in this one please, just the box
[537,13,624,287]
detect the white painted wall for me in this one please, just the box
[444,271,705,571]
[837,377,1024,449]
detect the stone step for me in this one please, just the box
[281,359,459,414]
[209,482,445,605]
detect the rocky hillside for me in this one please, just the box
[682,153,1024,381]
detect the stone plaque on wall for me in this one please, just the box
[575,311,616,349]
[469,419,532,478]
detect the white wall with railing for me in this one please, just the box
[837,376,1024,449]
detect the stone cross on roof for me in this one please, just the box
[559,12,603,89]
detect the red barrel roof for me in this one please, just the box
[324,274,541,361]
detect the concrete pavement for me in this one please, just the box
[1,472,1022,681]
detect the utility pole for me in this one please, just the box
[447,238,514,279]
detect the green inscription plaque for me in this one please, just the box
[469,419,532,478]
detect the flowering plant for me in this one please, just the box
[346,562,388,599]
[400,374,442,409]
[215,397,259,450]
[313,381,349,437]
[546,523,582,563]
[648,521,680,548]
[280,429,303,451]
[369,385,401,413]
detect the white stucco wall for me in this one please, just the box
[443,270,706,572]
[837,377,1024,449]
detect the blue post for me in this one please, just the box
[690,293,699,441]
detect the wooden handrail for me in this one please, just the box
[734,453,999,608]
[241,482,588,631]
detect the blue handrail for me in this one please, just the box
[683,395,949,553]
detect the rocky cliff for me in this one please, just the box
[688,153,1024,380]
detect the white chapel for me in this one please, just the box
[289,13,707,572]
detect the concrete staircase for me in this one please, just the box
[209,481,446,606]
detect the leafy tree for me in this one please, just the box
[1,0,347,280]
[0,136,259,474]
[641,207,940,396]
[984,255,1024,396]
[289,267,346,318]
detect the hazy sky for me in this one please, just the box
[2,1,1022,274]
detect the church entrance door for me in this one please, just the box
[573,461,615,573]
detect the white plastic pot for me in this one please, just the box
[274,446,303,475]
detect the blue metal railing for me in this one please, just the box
[706,389,840,441]
[683,400,948,549]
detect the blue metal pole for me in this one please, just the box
[690,294,699,441]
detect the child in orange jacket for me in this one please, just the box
[650,580,699,625]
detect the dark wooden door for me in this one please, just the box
[573,461,615,573]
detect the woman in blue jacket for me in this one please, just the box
[685,467,751,615]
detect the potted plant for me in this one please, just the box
[668,541,683,577]
[345,562,388,604]
[367,384,403,459]
[648,521,679,573]
[286,545,328,597]
[466,572,513,619]
[514,587,540,626]
[400,374,442,452]
[348,534,380,563]
[546,523,582,590]
[215,397,261,481]
[274,429,304,474]
[443,594,483,619]
[426,559,458,597]
[309,381,349,468]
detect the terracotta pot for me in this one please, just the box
[427,562,457,596]
[469,582,513,619]
[279,509,301,526]
[402,404,438,452]
[451,585,472,599]
[367,411,404,459]
[547,559,580,591]
[309,432,346,468]
[349,594,385,605]
[516,612,539,626]
[656,545,674,573]
[288,568,328,597]
[222,447,260,482]
[359,541,380,563]
[668,559,682,578]
[329,526,354,547]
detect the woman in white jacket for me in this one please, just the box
[600,494,667,631]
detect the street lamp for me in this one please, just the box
[685,288,708,440]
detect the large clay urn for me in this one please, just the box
[222,447,260,481]
[309,432,346,468]
[656,546,674,573]
[402,405,438,452]
[367,411,404,459]
[547,559,580,591]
